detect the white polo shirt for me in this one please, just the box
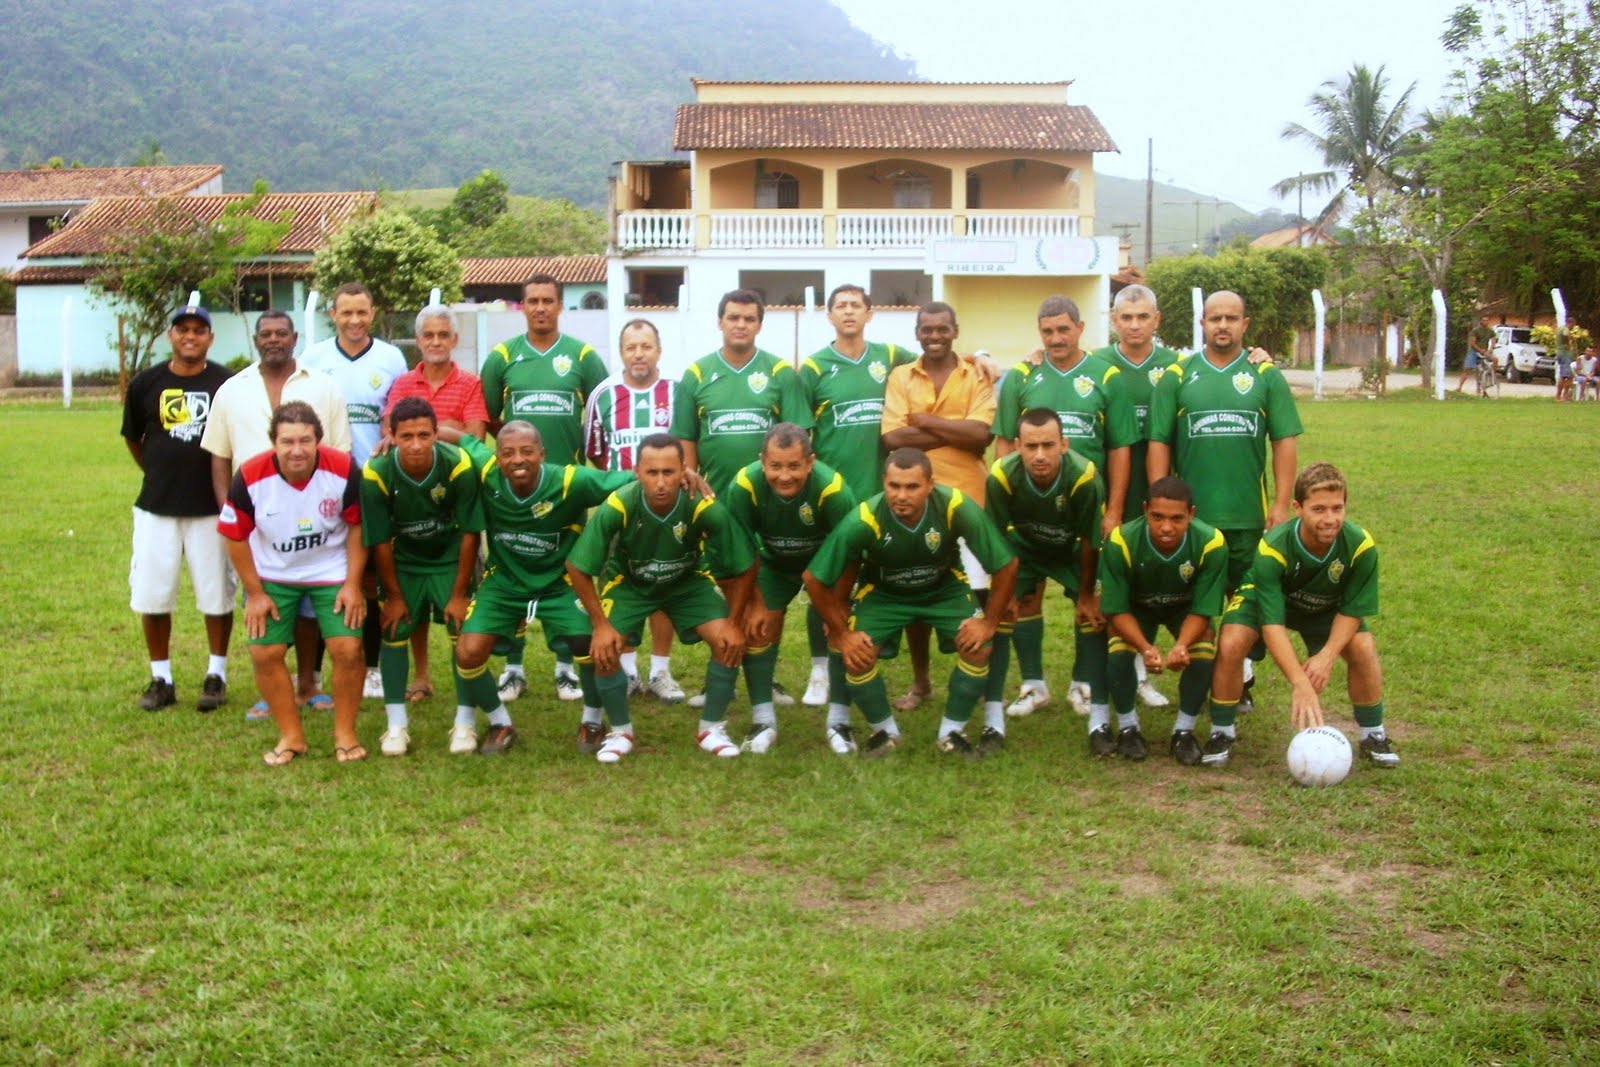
[201,362,353,473]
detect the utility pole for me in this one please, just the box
[1144,138,1154,266]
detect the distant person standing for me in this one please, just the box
[1555,324,1578,403]
[121,303,236,712]
[1458,314,1496,394]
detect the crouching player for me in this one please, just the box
[1098,477,1226,764]
[803,447,1018,758]
[1208,462,1398,767]
[566,434,757,762]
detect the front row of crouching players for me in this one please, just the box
[803,447,1019,758]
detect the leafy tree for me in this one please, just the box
[86,181,291,376]
[451,169,509,231]
[1144,248,1328,357]
[312,208,463,336]
[452,197,606,257]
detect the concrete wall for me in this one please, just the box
[0,314,16,386]
[0,214,34,273]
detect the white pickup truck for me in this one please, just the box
[1491,325,1554,382]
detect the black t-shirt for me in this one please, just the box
[121,360,234,516]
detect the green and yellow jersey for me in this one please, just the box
[359,441,479,575]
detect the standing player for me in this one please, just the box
[449,421,633,755]
[1148,290,1302,717]
[724,423,856,753]
[983,409,1102,751]
[360,397,481,756]
[803,447,1018,758]
[121,303,235,711]
[566,434,756,762]
[1208,463,1398,768]
[583,318,687,703]
[1098,477,1227,764]
[480,273,610,704]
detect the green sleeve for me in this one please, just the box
[725,464,761,530]
[817,467,857,529]
[1341,530,1380,618]
[1147,367,1178,445]
[568,465,635,509]
[994,366,1025,441]
[579,345,608,399]
[697,499,756,578]
[797,359,822,415]
[983,467,1012,536]
[1252,540,1289,627]
[451,454,483,535]
[480,347,507,421]
[808,509,874,586]
[1263,368,1304,440]
[778,364,814,430]
[669,370,699,442]
[1189,527,1228,618]
[1097,525,1134,615]
[567,494,623,576]
[359,462,393,548]
[1070,460,1103,543]
[952,496,1016,574]
[1102,369,1140,449]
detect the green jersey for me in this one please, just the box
[567,482,755,592]
[1251,519,1378,625]
[809,485,1016,597]
[671,349,813,493]
[1146,353,1303,530]
[480,333,609,464]
[1090,343,1180,507]
[798,340,914,500]
[359,442,479,575]
[994,353,1138,472]
[462,436,631,594]
[725,459,856,574]
[984,450,1101,556]
[1099,516,1227,619]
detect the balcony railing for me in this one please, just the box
[836,212,954,247]
[615,209,1083,250]
[617,211,694,250]
[708,211,824,248]
[967,212,1080,239]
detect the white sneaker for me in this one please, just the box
[555,672,582,701]
[1066,681,1091,717]
[1136,680,1170,708]
[596,730,635,763]
[1005,684,1052,718]
[362,668,383,699]
[688,691,707,709]
[448,723,478,755]
[626,673,644,697]
[826,724,858,755]
[772,681,796,706]
[379,726,410,757]
[696,724,740,758]
[741,724,777,754]
[647,670,686,703]
[496,669,526,702]
[802,663,829,706]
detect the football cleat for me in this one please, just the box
[862,728,900,759]
[1066,681,1091,717]
[362,668,383,699]
[1116,725,1148,761]
[1200,730,1235,767]
[575,722,606,755]
[646,670,686,703]
[802,663,829,706]
[1359,733,1401,768]
[478,724,518,756]
[696,724,740,758]
[936,730,979,761]
[826,724,858,755]
[596,730,635,764]
[741,724,777,754]
[448,723,479,755]
[496,669,527,703]
[1088,724,1117,757]
[687,692,706,709]
[626,673,644,697]
[379,726,410,757]
[772,681,796,706]
[1136,681,1170,708]
[976,726,1006,757]
[1005,683,1051,718]
[555,673,582,702]
[1169,729,1202,766]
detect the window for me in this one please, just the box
[27,214,65,245]
[580,291,606,310]
[890,171,931,210]
[966,173,981,209]
[755,171,799,209]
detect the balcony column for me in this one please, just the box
[949,166,968,237]
[822,163,838,248]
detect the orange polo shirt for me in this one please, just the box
[881,354,996,505]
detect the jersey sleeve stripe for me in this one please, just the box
[1108,526,1132,566]
[449,449,472,481]
[817,472,844,505]
[1258,539,1287,567]
[858,502,881,538]
[691,496,715,523]
[605,492,627,521]
[946,488,965,525]
[361,464,389,496]
[989,459,1011,493]
[561,465,577,499]
[1351,527,1376,561]
[1072,463,1096,495]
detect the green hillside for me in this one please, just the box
[0,0,912,205]
[1095,174,1255,263]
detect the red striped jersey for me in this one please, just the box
[218,448,362,585]
[583,375,676,471]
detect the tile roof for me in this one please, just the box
[10,261,313,285]
[0,165,222,204]
[460,255,607,286]
[22,192,376,258]
[675,104,1116,153]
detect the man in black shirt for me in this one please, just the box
[121,304,237,711]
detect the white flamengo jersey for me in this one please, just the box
[218,448,361,584]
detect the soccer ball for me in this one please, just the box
[1286,726,1353,787]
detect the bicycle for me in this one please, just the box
[1475,353,1500,398]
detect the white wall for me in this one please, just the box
[0,213,35,273]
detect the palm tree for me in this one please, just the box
[1273,64,1419,230]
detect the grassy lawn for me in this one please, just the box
[2,392,1597,1064]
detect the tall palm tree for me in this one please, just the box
[1273,64,1419,230]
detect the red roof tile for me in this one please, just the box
[11,261,314,286]
[0,165,222,204]
[460,255,607,286]
[674,104,1116,153]
[22,192,376,258]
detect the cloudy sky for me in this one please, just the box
[834,0,1468,213]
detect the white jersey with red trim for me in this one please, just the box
[218,448,362,584]
[583,375,676,471]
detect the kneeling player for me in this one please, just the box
[566,434,756,762]
[803,447,1018,758]
[1209,462,1398,767]
[1099,477,1226,764]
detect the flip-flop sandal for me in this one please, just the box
[302,693,335,712]
[262,746,307,767]
[892,688,933,712]
[335,744,369,763]
[245,700,271,721]
[405,682,434,703]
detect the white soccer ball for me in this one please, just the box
[1286,726,1353,787]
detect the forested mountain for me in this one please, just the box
[0,0,913,205]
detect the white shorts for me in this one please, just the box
[958,537,990,591]
[129,508,237,615]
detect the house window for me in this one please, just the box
[966,173,981,209]
[755,171,799,209]
[580,291,606,310]
[28,214,65,245]
[890,171,931,209]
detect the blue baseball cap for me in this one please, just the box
[170,304,212,327]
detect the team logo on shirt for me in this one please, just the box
[798,503,815,525]
[1055,494,1066,511]
[748,372,769,394]
[553,355,573,376]
[159,389,212,440]
[653,406,670,426]
[319,498,339,518]
[430,485,447,503]
[672,521,687,543]
[1232,371,1255,395]
[298,517,314,533]
[532,501,553,518]
[1148,367,1166,387]
[1074,376,1095,398]
[368,374,383,390]
[1179,560,1195,582]
[1328,560,1345,582]
[869,362,887,384]
[924,529,941,552]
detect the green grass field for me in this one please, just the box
[2,392,1597,1064]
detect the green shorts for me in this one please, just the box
[462,574,590,652]
[757,566,805,614]
[847,582,985,659]
[1107,607,1196,655]
[1018,553,1081,599]
[1220,583,1368,657]
[602,571,727,647]
[1220,528,1263,591]
[381,567,466,641]
[254,580,362,646]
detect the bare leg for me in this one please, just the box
[326,635,365,755]
[141,613,172,660]
[252,644,306,756]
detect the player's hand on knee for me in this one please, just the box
[381,599,410,637]
[713,627,746,667]
[444,595,470,629]
[956,615,994,655]
[1075,593,1105,629]
[840,631,876,675]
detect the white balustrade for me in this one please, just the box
[835,213,954,247]
[617,211,693,250]
[967,213,1080,239]
[708,212,823,248]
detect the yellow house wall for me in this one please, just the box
[835,158,953,209]
[704,158,824,209]
[968,157,1086,210]
[693,82,1071,105]
[942,275,1105,362]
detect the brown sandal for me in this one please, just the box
[263,745,308,767]
[335,744,369,763]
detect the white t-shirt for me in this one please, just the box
[304,336,408,466]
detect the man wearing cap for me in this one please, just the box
[122,304,237,711]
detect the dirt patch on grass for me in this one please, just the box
[792,872,979,931]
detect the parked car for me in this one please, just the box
[1492,325,1555,381]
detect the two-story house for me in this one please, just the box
[607,80,1121,367]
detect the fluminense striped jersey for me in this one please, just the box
[583,376,676,471]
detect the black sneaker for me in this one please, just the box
[1360,732,1401,768]
[976,726,1005,758]
[1170,729,1202,766]
[1117,725,1148,761]
[196,674,227,712]
[139,677,176,711]
[575,722,605,755]
[1236,678,1256,716]
[862,728,899,759]
[1088,724,1117,757]
[936,731,978,761]
[1201,730,1235,767]
[478,724,518,755]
